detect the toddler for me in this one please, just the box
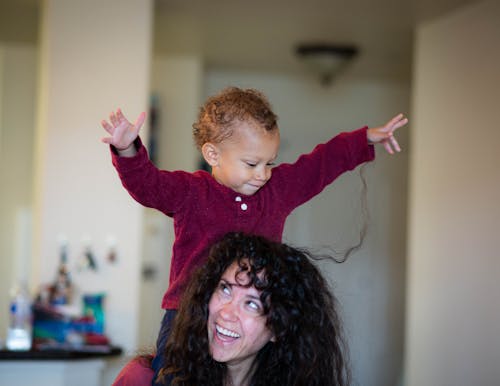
[101,87,407,385]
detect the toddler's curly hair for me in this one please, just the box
[192,87,279,150]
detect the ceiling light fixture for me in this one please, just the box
[295,43,359,86]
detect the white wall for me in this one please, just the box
[206,69,410,386]
[0,43,37,343]
[405,1,500,385]
[33,0,152,353]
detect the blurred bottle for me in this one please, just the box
[83,293,105,334]
[6,281,33,351]
[51,241,73,305]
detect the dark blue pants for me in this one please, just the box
[151,310,177,386]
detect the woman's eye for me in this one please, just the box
[219,283,231,295]
[247,300,261,311]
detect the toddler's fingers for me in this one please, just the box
[392,117,408,131]
[101,120,113,134]
[116,108,127,123]
[134,112,146,130]
[386,113,406,129]
[101,136,113,145]
[385,113,402,126]
[110,111,118,126]
[383,140,394,155]
[390,135,401,152]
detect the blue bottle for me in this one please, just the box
[6,281,33,351]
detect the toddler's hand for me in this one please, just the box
[367,113,408,154]
[101,109,146,155]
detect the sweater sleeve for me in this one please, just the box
[271,126,375,210]
[110,137,190,216]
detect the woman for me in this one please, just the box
[113,232,349,386]
[159,232,349,386]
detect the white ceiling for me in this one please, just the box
[154,0,479,79]
[0,0,480,80]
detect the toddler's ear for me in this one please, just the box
[201,142,219,167]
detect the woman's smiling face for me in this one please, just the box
[207,261,275,371]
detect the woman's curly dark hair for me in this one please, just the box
[192,87,279,150]
[159,232,350,386]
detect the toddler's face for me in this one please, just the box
[210,121,280,196]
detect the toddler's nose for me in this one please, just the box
[255,167,270,181]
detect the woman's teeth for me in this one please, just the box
[216,324,240,338]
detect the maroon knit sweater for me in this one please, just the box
[111,127,374,309]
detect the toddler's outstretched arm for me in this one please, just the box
[367,113,408,154]
[101,109,146,157]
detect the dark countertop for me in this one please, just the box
[0,345,122,360]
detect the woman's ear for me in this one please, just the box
[201,143,219,167]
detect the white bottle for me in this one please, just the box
[6,282,33,351]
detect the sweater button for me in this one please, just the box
[235,196,242,202]
[240,203,248,211]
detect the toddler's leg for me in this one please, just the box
[151,310,177,386]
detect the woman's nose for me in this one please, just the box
[219,301,238,321]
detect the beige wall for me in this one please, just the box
[405,0,500,384]
[0,43,37,341]
[33,0,153,352]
